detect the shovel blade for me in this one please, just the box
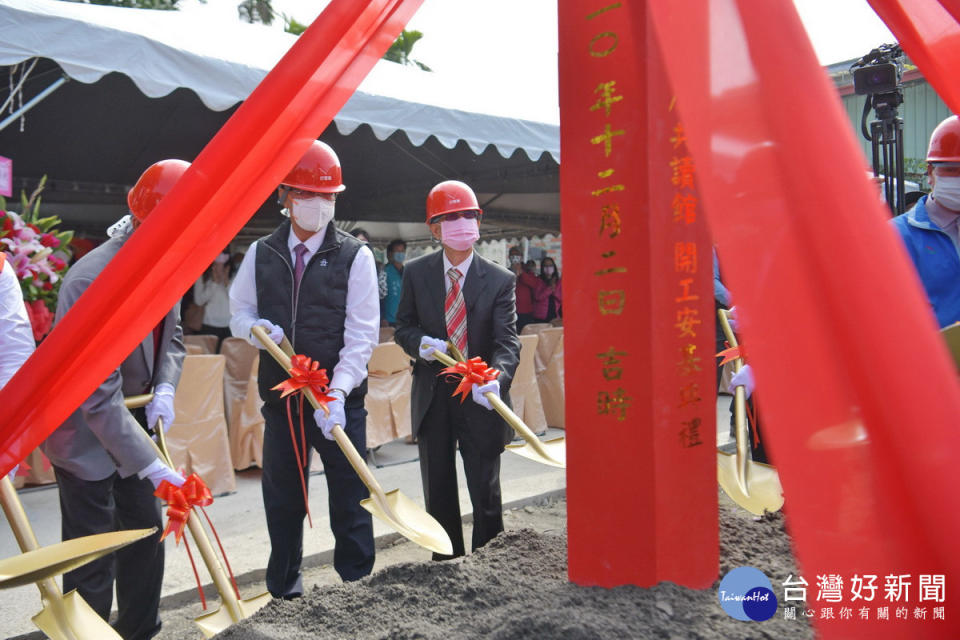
[33,589,122,640]
[717,451,784,516]
[505,437,566,468]
[361,490,453,556]
[195,605,233,639]
[194,591,272,638]
[0,528,155,590]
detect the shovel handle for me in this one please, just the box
[717,308,743,373]
[718,308,752,494]
[251,326,390,507]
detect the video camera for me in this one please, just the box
[852,44,903,96]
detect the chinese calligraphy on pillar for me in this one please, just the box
[560,0,717,589]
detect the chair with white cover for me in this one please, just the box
[184,334,218,354]
[533,327,565,429]
[510,334,548,435]
[364,342,413,450]
[165,354,236,495]
[220,337,264,470]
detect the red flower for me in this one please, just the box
[42,281,53,291]
[40,233,60,248]
[48,255,66,271]
[24,300,53,341]
[28,224,40,233]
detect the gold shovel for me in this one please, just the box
[942,322,960,372]
[0,475,154,640]
[716,309,784,515]
[124,396,271,638]
[253,326,453,556]
[430,344,565,469]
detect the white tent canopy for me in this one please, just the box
[0,0,559,162]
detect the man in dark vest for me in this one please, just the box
[229,140,379,597]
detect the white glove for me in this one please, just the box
[145,383,176,433]
[7,464,19,483]
[137,458,186,489]
[727,306,739,332]
[730,363,755,399]
[419,336,448,362]
[251,318,283,349]
[313,391,345,441]
[471,379,500,411]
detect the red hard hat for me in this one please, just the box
[425,180,482,223]
[127,159,191,221]
[281,140,346,194]
[927,115,960,163]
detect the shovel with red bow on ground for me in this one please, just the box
[124,396,271,638]
[251,325,453,557]
[428,344,565,469]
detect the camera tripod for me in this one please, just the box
[863,91,906,216]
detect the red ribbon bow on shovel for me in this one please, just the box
[440,356,500,402]
[154,473,242,609]
[154,473,213,544]
[272,354,337,406]
[716,344,746,366]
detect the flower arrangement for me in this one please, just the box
[0,177,73,342]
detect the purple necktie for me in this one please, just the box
[293,243,308,304]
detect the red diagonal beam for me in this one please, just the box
[0,0,423,476]
[868,0,960,114]
[648,1,960,637]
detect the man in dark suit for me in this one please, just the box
[395,180,520,560]
[43,160,188,640]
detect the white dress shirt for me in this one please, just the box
[230,225,379,395]
[442,250,474,295]
[0,259,36,389]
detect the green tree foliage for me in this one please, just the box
[238,0,274,25]
[283,15,308,36]
[383,30,432,71]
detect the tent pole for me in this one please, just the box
[0,75,69,133]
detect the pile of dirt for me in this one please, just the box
[215,497,811,640]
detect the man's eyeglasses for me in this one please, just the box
[286,187,336,200]
[430,210,480,223]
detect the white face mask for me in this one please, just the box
[932,175,960,213]
[291,196,334,232]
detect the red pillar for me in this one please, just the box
[559,0,718,588]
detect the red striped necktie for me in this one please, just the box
[444,267,467,356]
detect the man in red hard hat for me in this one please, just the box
[891,115,960,327]
[229,140,379,597]
[394,179,520,560]
[42,159,189,640]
